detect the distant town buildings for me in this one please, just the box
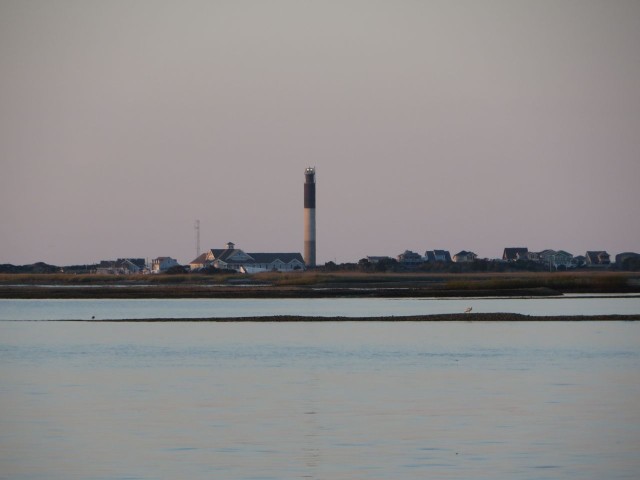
[59,166,636,274]
[96,258,146,275]
[572,255,586,268]
[189,242,305,273]
[151,257,179,273]
[500,248,614,270]
[356,246,630,272]
[397,250,423,268]
[452,251,477,263]
[616,252,640,265]
[586,251,611,266]
[425,250,453,263]
[503,248,529,262]
[366,256,392,264]
[75,246,636,276]
[535,249,574,269]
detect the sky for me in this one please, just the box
[1,0,639,266]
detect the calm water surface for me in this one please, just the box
[1,295,640,320]
[1,321,639,479]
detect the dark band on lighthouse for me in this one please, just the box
[304,180,315,208]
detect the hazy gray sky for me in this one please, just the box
[1,0,639,265]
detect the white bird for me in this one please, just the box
[464,307,472,314]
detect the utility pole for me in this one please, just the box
[195,219,200,258]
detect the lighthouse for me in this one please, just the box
[304,167,316,267]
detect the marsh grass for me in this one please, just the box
[444,272,631,292]
[0,273,234,285]
[0,271,635,293]
[252,271,450,286]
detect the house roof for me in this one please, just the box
[192,246,304,266]
[503,248,528,260]
[586,251,610,263]
[367,256,392,262]
[425,250,452,262]
[215,249,244,263]
[98,259,144,270]
[399,250,422,258]
[117,258,145,268]
[249,253,304,264]
[117,259,143,269]
[189,252,210,265]
[189,249,231,265]
[616,252,640,260]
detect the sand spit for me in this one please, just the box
[58,313,640,322]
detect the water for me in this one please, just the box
[1,295,640,320]
[1,320,639,479]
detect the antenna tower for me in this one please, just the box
[195,219,200,258]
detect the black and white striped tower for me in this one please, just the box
[304,167,316,267]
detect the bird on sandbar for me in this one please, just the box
[464,307,472,313]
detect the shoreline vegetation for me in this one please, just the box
[0,271,639,299]
[44,314,640,322]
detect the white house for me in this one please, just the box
[585,251,611,266]
[151,257,179,273]
[425,250,452,262]
[96,258,146,275]
[189,242,305,273]
[397,250,423,268]
[538,249,556,266]
[503,248,529,262]
[538,249,574,269]
[452,251,478,263]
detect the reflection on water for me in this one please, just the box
[1,295,640,320]
[1,321,639,479]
